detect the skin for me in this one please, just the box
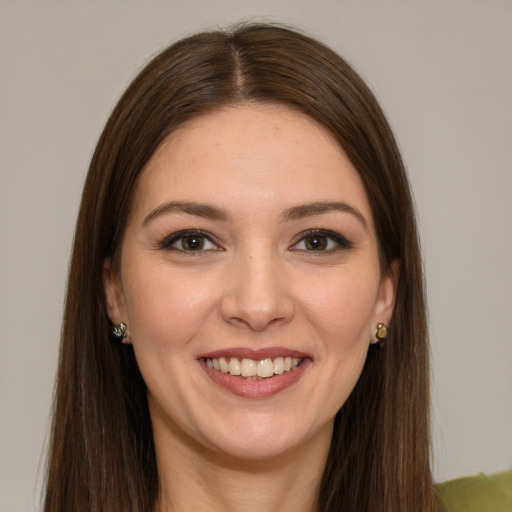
[104,103,397,512]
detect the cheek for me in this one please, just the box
[296,267,379,351]
[121,265,220,354]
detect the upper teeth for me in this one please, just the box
[205,356,302,378]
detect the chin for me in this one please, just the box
[196,412,328,464]
[209,434,303,463]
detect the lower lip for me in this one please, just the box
[199,359,311,398]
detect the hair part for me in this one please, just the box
[44,23,435,512]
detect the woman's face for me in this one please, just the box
[104,104,396,462]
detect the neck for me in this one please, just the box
[153,421,333,512]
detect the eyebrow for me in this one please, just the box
[143,201,231,225]
[143,200,368,231]
[281,201,369,231]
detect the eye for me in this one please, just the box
[161,230,219,252]
[290,229,353,252]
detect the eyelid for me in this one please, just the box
[159,229,222,251]
[289,229,354,252]
[158,228,352,253]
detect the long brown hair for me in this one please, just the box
[44,24,435,511]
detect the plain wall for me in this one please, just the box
[1,1,511,510]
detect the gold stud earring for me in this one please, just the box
[375,323,388,345]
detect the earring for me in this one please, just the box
[375,323,388,345]
[112,322,128,342]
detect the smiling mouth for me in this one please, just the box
[204,356,303,379]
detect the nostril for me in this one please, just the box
[220,259,295,330]
[221,296,294,332]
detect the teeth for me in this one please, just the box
[256,358,274,378]
[228,357,241,375]
[205,356,303,378]
[273,356,284,374]
[241,358,257,377]
[219,357,229,373]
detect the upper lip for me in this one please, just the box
[198,347,311,360]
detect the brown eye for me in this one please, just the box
[304,235,328,250]
[290,229,354,253]
[181,234,205,251]
[161,230,218,252]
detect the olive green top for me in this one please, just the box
[438,470,512,511]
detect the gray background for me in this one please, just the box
[1,1,511,510]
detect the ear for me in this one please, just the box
[371,259,400,343]
[103,257,126,326]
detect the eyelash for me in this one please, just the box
[290,229,354,253]
[159,230,221,253]
[159,229,353,254]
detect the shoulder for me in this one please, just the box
[437,469,512,511]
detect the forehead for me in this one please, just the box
[131,104,373,224]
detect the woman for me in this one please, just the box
[44,24,435,511]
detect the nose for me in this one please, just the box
[220,250,295,332]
